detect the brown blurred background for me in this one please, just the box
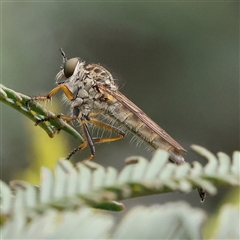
[1,2,239,215]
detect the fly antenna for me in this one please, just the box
[59,48,67,69]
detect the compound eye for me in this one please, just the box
[64,58,78,78]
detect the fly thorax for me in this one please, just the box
[71,97,83,108]
[75,87,93,106]
[80,104,91,118]
[83,76,95,91]
[71,100,91,119]
[85,64,117,90]
[78,89,88,98]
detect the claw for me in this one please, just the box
[26,99,32,111]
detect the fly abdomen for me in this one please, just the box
[104,102,164,146]
[102,98,185,164]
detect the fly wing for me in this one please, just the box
[98,85,186,153]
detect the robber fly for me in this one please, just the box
[27,49,186,164]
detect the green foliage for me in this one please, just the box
[1,84,239,239]
[1,147,239,239]
[0,84,83,142]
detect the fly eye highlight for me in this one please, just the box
[64,58,79,78]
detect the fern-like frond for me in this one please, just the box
[1,147,239,225]
[0,84,83,141]
[1,202,208,239]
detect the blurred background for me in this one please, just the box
[1,2,239,216]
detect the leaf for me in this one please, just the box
[112,202,206,239]
[0,84,83,141]
[1,208,114,239]
[0,147,239,226]
[1,202,206,239]
[202,187,240,239]
[211,204,240,240]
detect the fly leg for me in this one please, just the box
[26,84,74,110]
[67,118,95,160]
[34,114,77,126]
[26,84,75,127]
[67,118,125,160]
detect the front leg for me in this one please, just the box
[26,84,76,128]
[34,113,77,126]
[26,84,75,110]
